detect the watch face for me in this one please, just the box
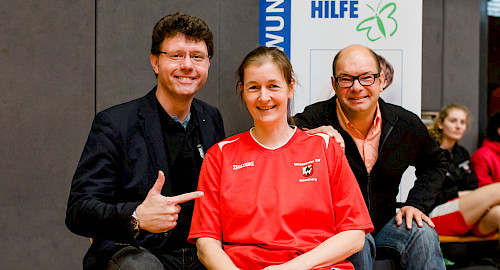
[131,215,139,231]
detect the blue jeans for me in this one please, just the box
[347,217,446,270]
[108,246,206,270]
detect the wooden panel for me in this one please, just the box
[218,0,259,136]
[488,17,500,85]
[95,0,256,137]
[442,0,484,151]
[422,0,444,112]
[0,1,95,268]
[95,0,221,113]
[439,233,499,243]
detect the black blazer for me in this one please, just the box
[65,88,225,269]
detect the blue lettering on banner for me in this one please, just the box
[259,0,291,57]
[311,1,358,18]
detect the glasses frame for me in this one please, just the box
[334,73,381,88]
[158,51,209,64]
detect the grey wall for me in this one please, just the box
[0,1,95,269]
[422,0,488,152]
[0,0,488,269]
[1,1,257,269]
[95,1,256,136]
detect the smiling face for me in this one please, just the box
[150,34,210,100]
[439,108,468,144]
[240,61,294,128]
[332,45,384,119]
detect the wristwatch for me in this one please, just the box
[130,210,140,238]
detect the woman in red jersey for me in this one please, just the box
[188,46,373,270]
[471,111,500,186]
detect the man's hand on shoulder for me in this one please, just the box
[395,206,435,229]
[135,171,204,233]
[301,126,345,150]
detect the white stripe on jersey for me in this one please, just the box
[308,132,330,150]
[218,138,240,151]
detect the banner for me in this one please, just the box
[260,0,423,202]
[259,0,422,117]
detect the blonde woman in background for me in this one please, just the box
[428,104,500,241]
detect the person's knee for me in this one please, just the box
[401,222,445,269]
[391,218,437,236]
[376,219,444,269]
[416,221,438,235]
[108,246,165,270]
[358,233,376,258]
[347,233,375,269]
[365,233,376,257]
[475,205,500,235]
[489,205,500,218]
[487,205,500,226]
[407,220,440,244]
[376,218,439,250]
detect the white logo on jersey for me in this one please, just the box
[299,178,318,182]
[458,160,472,173]
[302,164,313,176]
[233,161,254,170]
[294,159,320,166]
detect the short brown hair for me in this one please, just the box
[151,13,214,58]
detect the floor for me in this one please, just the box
[442,241,500,269]
[371,241,500,270]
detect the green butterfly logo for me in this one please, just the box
[356,1,398,42]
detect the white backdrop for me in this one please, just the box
[260,0,423,203]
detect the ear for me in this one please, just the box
[378,72,385,93]
[497,127,500,137]
[150,54,159,75]
[438,121,443,130]
[331,76,340,95]
[238,82,245,99]
[288,78,295,99]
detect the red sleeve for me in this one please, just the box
[188,145,223,243]
[471,150,493,187]
[327,139,374,234]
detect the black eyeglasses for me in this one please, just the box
[158,51,209,64]
[334,73,380,88]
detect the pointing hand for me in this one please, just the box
[135,171,204,233]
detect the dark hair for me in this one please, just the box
[151,13,213,58]
[377,54,394,90]
[235,46,295,116]
[428,104,470,144]
[487,111,500,142]
[332,45,381,77]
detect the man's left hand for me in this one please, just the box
[395,206,435,229]
[301,126,345,150]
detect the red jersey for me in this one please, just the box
[189,128,373,269]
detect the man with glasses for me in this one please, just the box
[66,13,225,270]
[293,44,448,269]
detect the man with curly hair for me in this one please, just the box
[66,13,225,270]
